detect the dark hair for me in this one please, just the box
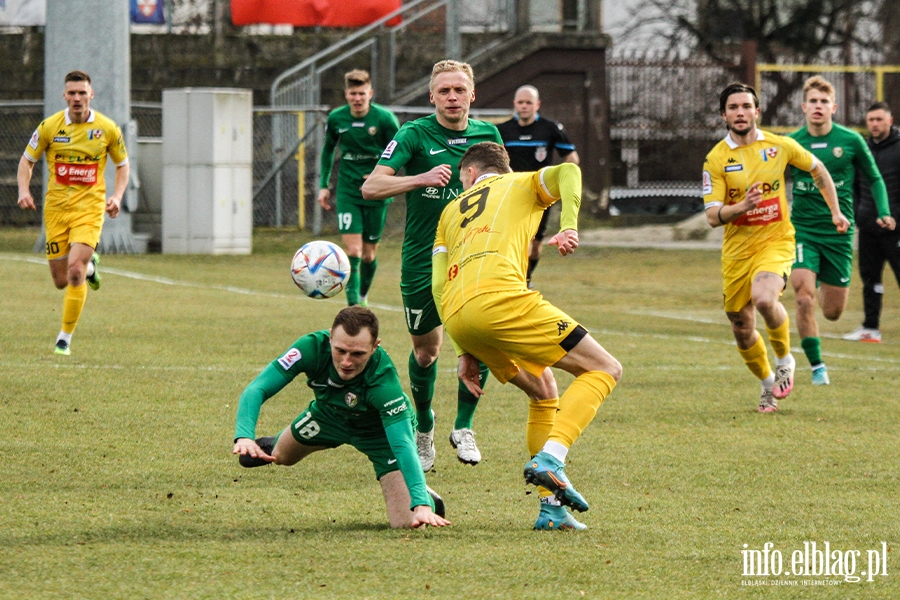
[332,306,379,340]
[719,82,759,113]
[65,70,91,84]
[459,142,512,174]
[867,101,891,115]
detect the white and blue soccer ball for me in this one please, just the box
[290,241,351,299]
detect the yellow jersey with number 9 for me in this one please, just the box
[703,129,815,260]
[433,169,558,320]
[23,108,128,213]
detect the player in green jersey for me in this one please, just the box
[232,306,450,529]
[318,70,400,306]
[788,76,895,385]
[362,60,503,471]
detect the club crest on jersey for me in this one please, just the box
[760,147,777,161]
[833,147,844,158]
[368,126,377,136]
[535,146,548,162]
[88,129,103,140]
[344,392,358,408]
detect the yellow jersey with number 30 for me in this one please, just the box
[23,108,128,213]
[433,168,560,320]
[703,130,816,260]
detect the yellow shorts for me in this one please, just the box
[722,241,794,313]
[44,209,103,260]
[443,290,588,383]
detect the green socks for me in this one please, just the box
[346,256,361,305]
[408,351,436,432]
[360,258,377,298]
[454,362,489,429]
[801,336,823,367]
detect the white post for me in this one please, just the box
[44,0,140,253]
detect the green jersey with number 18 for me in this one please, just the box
[377,114,502,293]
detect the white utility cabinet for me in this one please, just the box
[162,88,253,254]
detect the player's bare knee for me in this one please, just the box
[752,294,777,315]
[67,266,86,287]
[272,452,294,466]
[603,357,623,382]
[413,347,438,368]
[795,291,816,313]
[823,307,843,321]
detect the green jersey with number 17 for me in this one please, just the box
[377,114,502,292]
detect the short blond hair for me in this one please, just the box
[344,69,371,89]
[430,60,474,90]
[803,75,835,101]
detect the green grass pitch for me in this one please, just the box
[1,227,898,598]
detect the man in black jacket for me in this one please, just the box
[845,102,900,342]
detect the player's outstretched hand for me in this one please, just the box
[548,229,579,256]
[417,164,452,189]
[233,437,276,463]
[833,212,851,234]
[410,505,451,528]
[878,216,897,231]
[457,354,484,398]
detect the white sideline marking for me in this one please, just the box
[9,255,897,366]
[0,361,260,373]
[7,255,403,312]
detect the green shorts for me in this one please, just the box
[290,401,401,480]
[793,230,853,287]
[336,200,388,243]
[400,282,442,336]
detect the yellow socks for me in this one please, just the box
[61,282,87,335]
[737,334,771,380]
[547,371,616,448]
[527,397,559,456]
[527,397,560,498]
[766,317,791,360]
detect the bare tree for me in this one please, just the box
[612,0,886,121]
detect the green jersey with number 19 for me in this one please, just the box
[319,103,400,205]
[377,114,502,293]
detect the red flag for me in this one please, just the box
[231,0,401,27]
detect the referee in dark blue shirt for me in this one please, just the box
[498,85,580,287]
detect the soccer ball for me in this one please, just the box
[290,241,351,299]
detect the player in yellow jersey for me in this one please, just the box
[703,83,841,412]
[17,70,130,356]
[432,142,622,530]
